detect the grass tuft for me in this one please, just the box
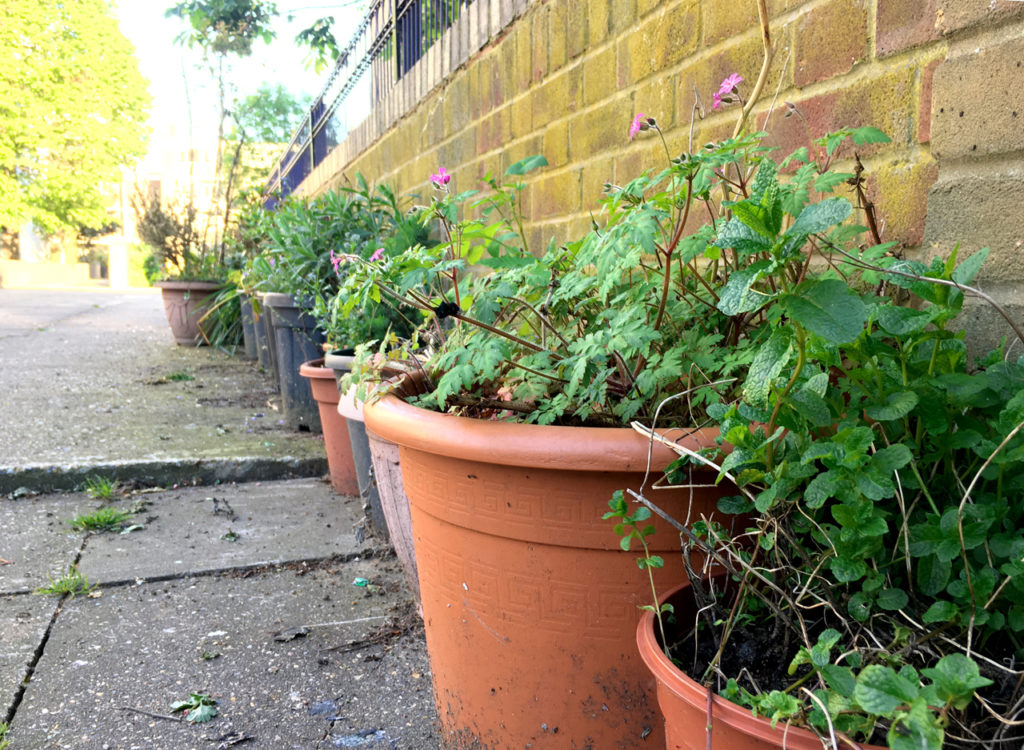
[34,565,95,598]
[68,507,133,532]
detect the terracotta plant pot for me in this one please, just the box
[298,359,359,496]
[154,280,221,346]
[365,428,419,600]
[637,580,884,750]
[363,392,732,750]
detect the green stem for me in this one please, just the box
[766,327,806,470]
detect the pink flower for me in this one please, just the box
[431,167,451,186]
[330,249,342,272]
[718,73,743,95]
[369,248,385,262]
[629,112,646,141]
[712,92,723,110]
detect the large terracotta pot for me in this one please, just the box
[154,280,221,346]
[298,359,359,496]
[637,581,884,750]
[363,393,732,750]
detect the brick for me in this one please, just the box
[609,0,637,33]
[651,1,700,72]
[583,44,617,106]
[618,1,699,86]
[531,169,582,219]
[566,0,588,59]
[922,167,1024,284]
[543,120,570,167]
[637,0,662,20]
[477,107,513,155]
[864,156,938,248]
[634,72,678,133]
[918,57,942,144]
[549,0,569,72]
[759,65,917,161]
[933,0,1024,38]
[532,7,550,82]
[510,94,534,138]
[676,33,787,134]
[581,155,616,210]
[514,23,533,91]
[467,64,483,121]
[876,0,940,57]
[703,0,759,46]
[568,215,596,240]
[423,97,446,148]
[793,0,867,87]
[532,66,582,127]
[496,37,515,108]
[567,96,635,159]
[931,36,1024,159]
[439,130,478,173]
[443,75,471,135]
[501,135,544,173]
[587,0,611,44]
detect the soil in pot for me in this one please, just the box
[638,580,886,750]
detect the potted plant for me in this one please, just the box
[297,177,428,499]
[132,189,226,346]
[339,147,767,747]
[306,178,429,574]
[621,156,1024,748]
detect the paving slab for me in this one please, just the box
[6,560,438,750]
[76,479,366,585]
[0,493,95,594]
[0,595,59,725]
[0,289,327,493]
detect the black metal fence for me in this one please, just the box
[264,0,472,204]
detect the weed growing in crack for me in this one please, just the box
[34,566,95,598]
[83,475,117,501]
[68,507,133,532]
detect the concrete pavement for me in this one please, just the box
[0,289,438,749]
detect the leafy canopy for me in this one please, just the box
[0,0,151,231]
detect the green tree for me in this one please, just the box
[166,1,339,72]
[0,0,151,232]
[230,83,311,144]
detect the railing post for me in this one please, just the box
[390,0,400,85]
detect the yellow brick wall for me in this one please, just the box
[304,0,1024,350]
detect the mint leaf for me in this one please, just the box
[782,279,867,344]
[854,665,918,714]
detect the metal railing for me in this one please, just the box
[264,0,472,204]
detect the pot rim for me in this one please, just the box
[637,580,884,750]
[154,279,222,290]
[363,392,720,472]
[298,358,334,380]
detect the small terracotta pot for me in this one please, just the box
[637,580,885,750]
[154,280,220,346]
[299,359,359,496]
[364,392,733,750]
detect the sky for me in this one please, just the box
[112,1,364,151]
